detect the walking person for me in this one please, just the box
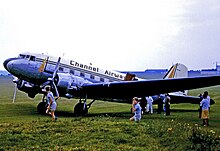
[130,97,142,122]
[45,85,59,121]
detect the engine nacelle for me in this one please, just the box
[56,73,92,97]
[56,73,73,89]
[14,79,37,98]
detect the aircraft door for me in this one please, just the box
[124,73,136,81]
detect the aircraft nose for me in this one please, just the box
[3,58,13,71]
[3,58,20,73]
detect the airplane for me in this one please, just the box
[3,52,219,115]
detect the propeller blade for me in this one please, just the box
[52,82,59,97]
[41,81,51,88]
[12,76,19,83]
[41,57,61,96]
[52,57,61,79]
[12,84,17,103]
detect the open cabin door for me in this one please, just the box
[124,73,136,81]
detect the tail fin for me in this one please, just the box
[164,63,188,95]
[163,63,188,79]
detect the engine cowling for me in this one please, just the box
[15,79,37,98]
[56,73,92,97]
[56,73,72,89]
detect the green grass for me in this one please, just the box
[0,76,220,150]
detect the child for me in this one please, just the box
[45,85,59,121]
[130,97,142,122]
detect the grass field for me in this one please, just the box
[0,76,220,150]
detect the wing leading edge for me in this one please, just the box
[80,75,220,100]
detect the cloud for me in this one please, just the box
[0,0,220,70]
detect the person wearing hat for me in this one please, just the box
[130,97,142,122]
[45,85,58,121]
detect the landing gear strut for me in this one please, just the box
[74,98,96,115]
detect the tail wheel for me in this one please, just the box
[37,102,47,114]
[74,103,88,116]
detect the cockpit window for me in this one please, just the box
[30,56,36,61]
[26,55,30,59]
[18,54,35,61]
[19,54,25,58]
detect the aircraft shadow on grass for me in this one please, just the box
[54,111,131,118]
[53,108,199,118]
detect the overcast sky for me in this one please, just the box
[0,0,220,71]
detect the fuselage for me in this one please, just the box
[3,52,143,94]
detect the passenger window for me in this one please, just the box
[80,72,85,77]
[100,78,104,82]
[59,67,64,71]
[90,75,94,79]
[70,70,74,75]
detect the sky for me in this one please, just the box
[0,0,220,71]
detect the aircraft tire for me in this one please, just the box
[28,93,36,98]
[37,102,47,114]
[74,103,88,116]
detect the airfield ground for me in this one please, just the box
[0,76,220,150]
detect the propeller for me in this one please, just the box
[12,77,19,103]
[42,57,61,97]
[12,83,17,103]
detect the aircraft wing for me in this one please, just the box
[167,94,215,105]
[80,75,220,100]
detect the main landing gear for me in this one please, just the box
[74,98,96,116]
[37,96,96,116]
[37,95,47,115]
[37,101,47,114]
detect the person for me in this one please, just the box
[198,93,203,118]
[45,85,59,121]
[163,94,171,116]
[139,97,146,114]
[130,97,142,122]
[145,96,154,114]
[199,91,211,119]
[157,95,163,114]
[200,93,209,126]
[204,91,210,110]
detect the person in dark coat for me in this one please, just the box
[157,95,163,114]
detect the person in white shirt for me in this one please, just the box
[203,91,210,109]
[145,96,154,114]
